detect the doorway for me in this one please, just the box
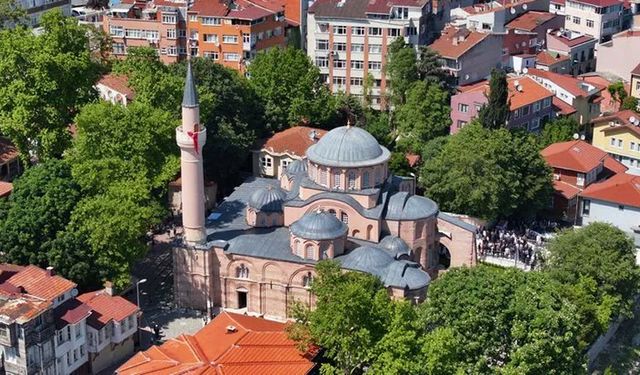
[237,291,248,309]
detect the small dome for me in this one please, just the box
[306,126,391,167]
[248,186,287,212]
[339,246,394,272]
[286,159,307,174]
[386,192,438,220]
[379,236,411,259]
[290,211,347,240]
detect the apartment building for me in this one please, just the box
[307,0,431,108]
[527,68,603,124]
[592,109,640,174]
[450,0,551,34]
[545,28,597,74]
[16,0,71,27]
[502,11,564,69]
[550,0,566,15]
[596,28,640,81]
[563,0,624,43]
[430,26,503,86]
[187,0,287,72]
[450,75,554,133]
[104,0,188,64]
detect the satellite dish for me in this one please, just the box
[523,67,529,74]
[630,116,637,124]
[71,289,79,297]
[580,135,586,140]
[573,133,579,139]
[523,3,528,9]
[511,7,516,14]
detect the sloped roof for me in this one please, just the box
[77,290,138,329]
[7,266,76,302]
[552,96,577,115]
[528,68,603,97]
[0,138,19,165]
[54,298,92,329]
[541,140,607,173]
[553,180,580,199]
[536,50,570,66]
[429,27,490,60]
[462,76,552,111]
[506,11,559,31]
[256,126,326,157]
[631,62,640,76]
[0,290,50,325]
[116,311,318,375]
[97,74,134,100]
[581,173,640,208]
[594,110,640,137]
[0,181,12,197]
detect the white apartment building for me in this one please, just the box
[563,0,624,43]
[307,0,430,108]
[18,0,71,27]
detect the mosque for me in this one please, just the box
[173,65,478,320]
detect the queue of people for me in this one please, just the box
[476,226,544,269]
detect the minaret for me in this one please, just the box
[177,63,207,245]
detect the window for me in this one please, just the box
[224,53,239,61]
[333,42,346,51]
[586,19,594,28]
[235,264,249,279]
[305,245,314,259]
[392,6,409,19]
[350,77,363,86]
[204,51,219,60]
[351,43,364,52]
[162,14,176,24]
[351,60,364,69]
[189,14,198,21]
[458,103,469,113]
[636,81,640,92]
[388,28,401,37]
[341,212,349,224]
[405,26,417,36]
[352,26,365,35]
[368,61,381,70]
[303,272,313,287]
[362,171,370,187]
[521,105,530,116]
[529,118,540,131]
[266,29,273,38]
[368,27,382,36]
[109,25,123,36]
[333,172,341,188]
[178,29,186,38]
[457,120,467,129]
[260,155,272,167]
[576,173,585,187]
[125,29,142,39]
[113,43,125,55]
[631,142,636,151]
[203,34,218,43]
[201,17,220,25]
[369,44,382,53]
[316,39,329,50]
[618,139,623,148]
[315,56,328,67]
[543,97,551,108]
[333,76,346,87]
[320,169,328,185]
[582,199,590,216]
[223,35,238,44]
[317,22,329,33]
[75,324,81,338]
[333,25,346,35]
[348,172,356,189]
[573,16,581,24]
[375,169,382,184]
[333,59,346,68]
[166,28,176,39]
[533,101,541,112]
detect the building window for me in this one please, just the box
[162,14,176,24]
[350,77,363,86]
[610,137,616,146]
[223,35,238,44]
[224,53,239,61]
[333,25,346,35]
[316,56,328,68]
[392,6,409,19]
[529,118,540,131]
[112,43,125,55]
[533,101,541,112]
[203,34,218,43]
[521,105,530,116]
[543,97,551,108]
[341,212,349,224]
[573,16,581,24]
[351,60,364,69]
[388,28,402,37]
[577,173,585,187]
[320,169,327,185]
[333,59,346,68]
[333,172,341,188]
[303,272,313,287]
[368,27,382,36]
[362,171,370,188]
[368,61,382,70]
[458,103,469,113]
[333,42,346,51]
[109,25,123,36]
[586,19,594,28]
[204,51,219,60]
[369,44,382,53]
[333,76,346,87]
[348,172,356,189]
[317,22,329,33]
[351,43,364,52]
[305,244,314,259]
[316,39,329,50]
[201,17,221,25]
[260,155,272,168]
[406,26,417,36]
[235,264,249,279]
[457,120,467,129]
[166,28,176,39]
[618,139,623,148]
[352,26,365,35]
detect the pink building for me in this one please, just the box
[450,75,555,133]
[173,67,478,320]
[503,11,565,57]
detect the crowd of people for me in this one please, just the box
[476,226,545,269]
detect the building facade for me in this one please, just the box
[591,110,640,174]
[545,28,596,75]
[629,63,640,101]
[96,74,135,106]
[596,29,640,81]
[306,0,431,108]
[17,0,71,27]
[173,67,478,320]
[563,0,624,43]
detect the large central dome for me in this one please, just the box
[306,126,391,167]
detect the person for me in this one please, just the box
[153,324,161,340]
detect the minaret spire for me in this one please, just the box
[177,62,207,245]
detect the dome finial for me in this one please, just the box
[346,118,351,128]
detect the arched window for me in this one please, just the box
[302,272,314,287]
[319,243,329,259]
[333,171,341,189]
[348,172,356,189]
[294,240,301,256]
[329,209,337,217]
[305,244,315,259]
[362,171,370,188]
[320,169,327,186]
[341,212,349,224]
[235,264,249,279]
[375,169,381,185]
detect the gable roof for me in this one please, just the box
[527,68,603,97]
[536,50,570,66]
[0,181,12,197]
[462,76,552,111]
[97,74,134,100]
[0,138,19,165]
[632,62,640,76]
[7,266,76,302]
[506,11,559,31]
[552,96,577,115]
[429,27,490,60]
[53,298,92,329]
[77,290,138,329]
[594,110,640,137]
[256,126,327,157]
[541,140,608,173]
[0,290,50,325]
[116,312,318,375]
[581,173,640,208]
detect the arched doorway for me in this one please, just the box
[438,244,451,269]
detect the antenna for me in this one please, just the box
[580,134,585,140]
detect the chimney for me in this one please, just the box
[104,281,114,296]
[177,62,207,245]
[46,266,55,276]
[226,325,237,333]
[452,36,459,46]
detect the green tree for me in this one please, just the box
[0,0,25,27]
[608,81,628,106]
[621,95,638,111]
[419,266,587,374]
[544,223,640,344]
[420,122,552,221]
[388,152,413,177]
[394,81,450,152]
[478,69,510,129]
[364,110,393,148]
[248,47,334,131]
[417,46,449,89]
[0,11,101,162]
[538,116,580,148]
[385,38,418,106]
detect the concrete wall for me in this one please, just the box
[89,335,134,374]
[564,0,622,42]
[582,198,640,239]
[457,33,503,85]
[596,34,640,80]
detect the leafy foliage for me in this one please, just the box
[538,116,580,148]
[420,122,553,221]
[0,11,101,162]
[385,38,418,106]
[0,0,25,27]
[478,69,510,129]
[621,95,638,111]
[608,81,627,105]
[388,152,413,177]
[417,46,452,90]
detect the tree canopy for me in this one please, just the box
[0,0,25,27]
[607,81,627,106]
[385,38,419,106]
[621,96,638,111]
[420,122,553,221]
[538,116,580,148]
[478,69,510,129]
[0,11,101,162]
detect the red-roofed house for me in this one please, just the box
[0,137,21,183]
[591,109,640,174]
[535,50,572,74]
[450,75,554,133]
[252,126,326,178]
[502,11,564,68]
[563,0,625,43]
[541,139,626,220]
[545,29,597,75]
[116,311,319,375]
[96,73,135,106]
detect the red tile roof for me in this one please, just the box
[527,68,604,97]
[257,126,326,157]
[463,76,552,110]
[0,289,51,325]
[0,138,19,165]
[429,27,490,60]
[594,110,640,137]
[506,11,559,31]
[581,173,640,207]
[7,266,76,302]
[603,154,628,174]
[631,62,640,76]
[117,312,318,375]
[406,153,420,167]
[552,96,577,115]
[97,74,134,100]
[541,140,608,173]
[536,50,570,66]
[554,180,580,199]
[0,181,12,197]
[78,290,138,329]
[54,299,92,329]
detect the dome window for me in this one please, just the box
[348,172,356,189]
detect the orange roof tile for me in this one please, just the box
[528,68,604,97]
[405,153,420,167]
[0,138,19,165]
[77,290,138,329]
[0,181,12,197]
[97,74,134,100]
[541,140,608,173]
[552,97,577,115]
[7,266,76,302]
[0,289,50,325]
[536,51,570,66]
[464,76,552,111]
[554,180,580,199]
[506,11,559,31]
[603,154,628,174]
[256,126,326,157]
[594,110,640,137]
[581,173,640,207]
[429,27,489,60]
[116,312,318,375]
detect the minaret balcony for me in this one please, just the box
[176,126,207,151]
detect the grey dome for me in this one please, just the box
[285,159,307,175]
[379,236,411,259]
[306,126,391,167]
[386,192,438,220]
[340,246,394,271]
[290,211,348,240]
[248,186,287,212]
[383,261,431,290]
